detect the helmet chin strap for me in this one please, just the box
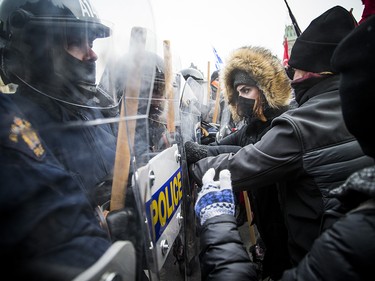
[77,80,97,93]
[0,47,25,85]
[0,48,10,84]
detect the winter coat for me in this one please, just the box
[0,94,111,280]
[207,110,286,155]
[10,86,118,205]
[207,114,292,280]
[199,165,375,281]
[191,75,374,264]
[199,215,258,281]
[280,165,375,281]
[205,45,294,279]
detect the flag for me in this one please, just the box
[283,37,289,67]
[283,0,301,36]
[212,46,224,70]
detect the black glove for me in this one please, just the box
[184,141,208,165]
[106,208,136,242]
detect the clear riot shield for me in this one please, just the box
[174,76,204,278]
[190,79,220,145]
[216,99,235,142]
[0,0,164,280]
[77,1,165,280]
[133,40,184,278]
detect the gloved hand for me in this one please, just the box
[194,168,235,225]
[106,207,136,242]
[184,141,208,165]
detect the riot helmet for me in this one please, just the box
[0,0,116,108]
[180,67,204,82]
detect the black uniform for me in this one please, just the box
[0,93,111,280]
[10,86,118,205]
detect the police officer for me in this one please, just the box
[0,0,154,280]
[0,0,118,206]
[0,93,112,280]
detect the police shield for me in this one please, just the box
[216,99,235,142]
[133,40,184,278]
[184,77,220,145]
[174,75,205,277]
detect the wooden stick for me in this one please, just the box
[110,27,147,211]
[211,82,221,124]
[206,61,211,104]
[243,191,257,246]
[163,40,175,135]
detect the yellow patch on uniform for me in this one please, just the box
[9,116,45,158]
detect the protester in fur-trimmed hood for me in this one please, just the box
[185,46,293,163]
[185,45,294,280]
[222,46,292,123]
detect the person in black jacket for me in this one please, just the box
[186,45,293,280]
[194,12,375,281]
[188,6,374,266]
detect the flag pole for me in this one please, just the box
[283,0,301,37]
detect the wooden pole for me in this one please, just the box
[110,27,147,211]
[243,191,257,246]
[206,61,211,104]
[163,40,175,135]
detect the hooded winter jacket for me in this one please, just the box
[191,74,374,264]
[208,46,292,153]
[221,46,292,123]
[199,165,375,281]
[204,46,293,279]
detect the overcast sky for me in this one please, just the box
[94,0,364,79]
[150,0,364,77]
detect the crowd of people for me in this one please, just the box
[1,0,374,281]
[189,3,372,269]
[193,8,375,281]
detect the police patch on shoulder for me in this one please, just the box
[9,116,45,159]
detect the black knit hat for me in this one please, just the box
[289,6,356,73]
[233,70,256,89]
[210,70,219,82]
[331,15,375,158]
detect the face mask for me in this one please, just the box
[55,50,97,86]
[236,96,255,118]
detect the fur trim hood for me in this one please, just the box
[221,46,292,121]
